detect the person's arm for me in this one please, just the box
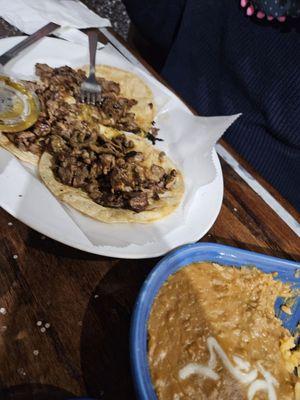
[123,0,186,53]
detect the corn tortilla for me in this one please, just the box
[39,130,184,224]
[0,132,39,165]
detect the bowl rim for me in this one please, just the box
[130,242,300,400]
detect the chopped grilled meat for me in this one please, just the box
[85,181,101,200]
[50,135,68,153]
[98,96,139,132]
[27,143,41,154]
[10,130,35,144]
[8,131,41,154]
[125,151,144,163]
[116,158,126,168]
[36,64,85,98]
[21,80,39,93]
[148,165,165,183]
[97,77,120,95]
[35,64,53,82]
[89,162,102,178]
[56,155,88,188]
[109,166,133,192]
[72,166,89,188]
[100,193,126,209]
[57,164,75,186]
[101,154,116,175]
[164,169,177,189]
[127,192,149,212]
[133,165,146,183]
[8,63,146,155]
[33,120,51,137]
[51,133,177,213]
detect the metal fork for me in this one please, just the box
[80,29,102,105]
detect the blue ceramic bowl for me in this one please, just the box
[130,243,300,400]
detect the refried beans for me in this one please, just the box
[148,262,300,400]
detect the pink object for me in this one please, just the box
[246,5,255,16]
[278,16,286,22]
[257,11,265,19]
[241,0,287,23]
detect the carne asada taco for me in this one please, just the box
[85,64,156,132]
[0,131,40,165]
[0,63,157,165]
[39,127,184,223]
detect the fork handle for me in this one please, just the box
[88,29,98,77]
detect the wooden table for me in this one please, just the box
[0,19,299,400]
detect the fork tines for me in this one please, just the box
[80,82,102,105]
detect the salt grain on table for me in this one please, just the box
[0,308,6,315]
[33,350,39,356]
[45,323,50,329]
[13,255,18,259]
[36,321,42,327]
[8,222,13,226]
[40,327,46,333]
[17,367,26,376]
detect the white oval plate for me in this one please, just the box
[0,36,223,259]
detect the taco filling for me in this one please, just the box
[50,130,177,213]
[39,125,184,223]
[2,63,157,163]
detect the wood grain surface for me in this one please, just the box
[0,20,299,400]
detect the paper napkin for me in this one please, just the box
[0,0,111,47]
